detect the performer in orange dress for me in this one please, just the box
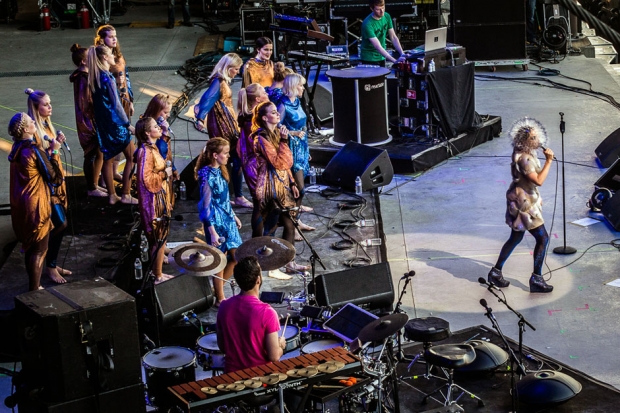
[8,113,64,291]
[26,88,72,284]
[242,37,274,88]
[134,117,174,284]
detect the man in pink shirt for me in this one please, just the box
[217,256,286,373]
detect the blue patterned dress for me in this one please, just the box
[278,97,309,177]
[92,70,132,161]
[266,86,284,105]
[197,166,242,253]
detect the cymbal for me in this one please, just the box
[358,313,409,343]
[236,236,296,271]
[168,243,227,276]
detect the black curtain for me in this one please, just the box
[428,62,479,139]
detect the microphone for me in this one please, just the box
[539,145,557,160]
[280,206,299,213]
[478,277,500,291]
[401,270,416,280]
[480,298,491,312]
[57,130,70,152]
[157,116,172,135]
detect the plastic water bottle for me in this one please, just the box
[429,58,436,73]
[308,166,316,185]
[355,176,363,195]
[179,181,187,201]
[134,258,143,280]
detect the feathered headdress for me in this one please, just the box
[508,117,548,152]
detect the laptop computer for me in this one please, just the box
[425,27,447,52]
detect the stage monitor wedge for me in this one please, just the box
[322,141,394,191]
[595,127,620,167]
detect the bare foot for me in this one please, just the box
[113,173,123,182]
[96,185,108,193]
[56,267,72,276]
[120,194,138,205]
[88,189,108,197]
[300,205,313,212]
[109,194,122,205]
[38,285,44,290]
[234,196,253,208]
[298,220,316,231]
[45,267,67,284]
[154,273,174,284]
[295,231,303,241]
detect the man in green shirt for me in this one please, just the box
[360,0,406,66]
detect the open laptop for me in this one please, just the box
[425,27,447,52]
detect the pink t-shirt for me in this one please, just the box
[216,294,280,373]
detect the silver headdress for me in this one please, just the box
[508,117,548,151]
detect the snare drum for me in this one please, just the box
[143,346,196,407]
[196,332,225,370]
[280,324,301,353]
[300,339,344,355]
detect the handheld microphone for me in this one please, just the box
[157,116,172,135]
[57,130,70,152]
[539,145,557,160]
[478,277,500,291]
[401,270,416,280]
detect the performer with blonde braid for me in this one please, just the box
[8,113,64,291]
[134,117,174,284]
[488,117,555,293]
[25,88,72,283]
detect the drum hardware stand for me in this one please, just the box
[358,337,400,413]
[480,298,527,413]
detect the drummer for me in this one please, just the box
[216,256,286,373]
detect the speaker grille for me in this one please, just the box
[154,275,214,326]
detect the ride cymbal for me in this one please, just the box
[168,243,227,276]
[358,313,409,343]
[236,236,296,271]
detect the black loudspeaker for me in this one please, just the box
[14,279,142,403]
[602,191,620,231]
[144,274,215,327]
[179,155,200,200]
[452,0,525,24]
[322,142,394,191]
[594,158,620,191]
[453,24,526,61]
[17,383,145,413]
[310,262,394,311]
[595,127,620,167]
[517,370,582,405]
[306,83,333,123]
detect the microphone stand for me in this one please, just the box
[286,209,326,306]
[553,112,576,255]
[481,302,525,413]
[393,272,414,361]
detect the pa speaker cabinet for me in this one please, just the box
[452,0,525,24]
[595,127,620,167]
[143,274,215,327]
[14,278,142,403]
[594,158,620,191]
[310,262,394,311]
[17,383,146,413]
[602,191,620,231]
[322,142,394,191]
[304,84,333,123]
[453,24,526,60]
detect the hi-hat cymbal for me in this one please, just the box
[168,243,226,276]
[358,313,409,343]
[236,236,296,271]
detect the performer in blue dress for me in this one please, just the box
[196,137,243,305]
[265,61,292,104]
[87,44,136,205]
[277,73,315,233]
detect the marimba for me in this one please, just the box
[169,347,361,412]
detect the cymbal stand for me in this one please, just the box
[286,209,326,306]
[209,273,237,297]
[358,337,400,413]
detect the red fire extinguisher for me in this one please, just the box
[79,4,90,29]
[40,4,51,31]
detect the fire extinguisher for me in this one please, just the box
[79,4,90,29]
[40,4,51,31]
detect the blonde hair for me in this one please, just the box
[273,61,293,82]
[237,83,264,117]
[282,73,306,98]
[87,45,111,92]
[25,88,55,148]
[194,137,230,182]
[210,53,243,83]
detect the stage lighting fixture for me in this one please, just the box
[542,24,568,50]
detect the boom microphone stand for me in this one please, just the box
[553,112,577,255]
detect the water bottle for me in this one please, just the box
[355,176,363,195]
[429,58,435,73]
[179,181,187,201]
[308,166,316,185]
[134,258,143,280]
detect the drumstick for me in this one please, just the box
[280,313,290,338]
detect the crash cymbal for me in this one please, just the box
[168,243,226,276]
[259,374,281,385]
[286,369,301,378]
[243,379,263,389]
[358,313,409,343]
[324,360,345,369]
[297,367,318,377]
[226,383,245,392]
[317,363,339,373]
[200,387,218,395]
[216,384,230,391]
[236,236,296,271]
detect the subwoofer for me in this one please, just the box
[595,127,620,167]
[143,274,215,327]
[517,370,582,405]
[322,142,394,191]
[179,155,200,200]
[309,262,394,311]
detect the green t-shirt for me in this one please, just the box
[360,12,393,62]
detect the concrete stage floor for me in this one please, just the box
[1,3,620,412]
